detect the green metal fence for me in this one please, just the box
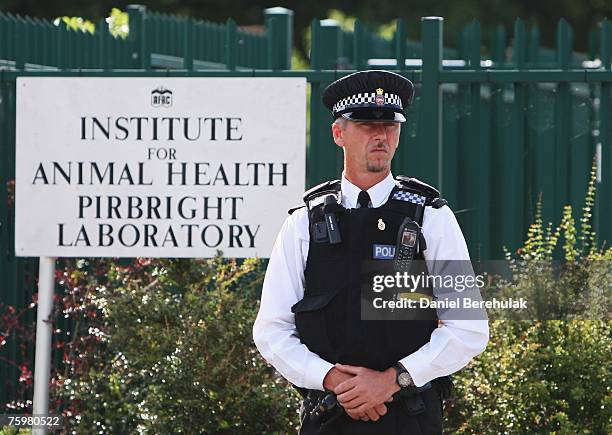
[1,4,611,407]
[0,5,289,71]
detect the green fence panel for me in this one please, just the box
[509,19,528,256]
[599,18,611,246]
[417,17,443,187]
[555,19,572,226]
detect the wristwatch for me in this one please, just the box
[394,363,415,388]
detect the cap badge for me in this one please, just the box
[375,88,385,106]
[378,218,386,231]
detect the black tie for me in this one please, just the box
[357,190,371,208]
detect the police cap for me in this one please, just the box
[322,70,414,123]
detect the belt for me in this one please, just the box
[391,380,432,402]
[303,379,433,416]
[301,378,442,432]
[417,381,432,392]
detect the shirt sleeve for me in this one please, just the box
[252,208,334,391]
[399,205,490,387]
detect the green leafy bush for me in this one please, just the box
[446,165,612,434]
[446,320,611,434]
[55,257,300,434]
[488,165,611,321]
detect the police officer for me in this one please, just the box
[253,70,489,434]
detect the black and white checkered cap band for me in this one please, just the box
[392,191,426,206]
[332,92,403,113]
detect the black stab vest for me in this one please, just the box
[290,176,446,372]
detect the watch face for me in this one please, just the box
[398,372,412,387]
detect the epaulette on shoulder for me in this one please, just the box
[288,179,341,214]
[395,175,440,198]
[287,204,306,215]
[430,198,448,209]
[303,179,341,203]
[395,175,447,209]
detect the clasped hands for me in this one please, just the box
[322,363,401,422]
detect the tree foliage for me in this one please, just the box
[53,8,128,38]
[3,0,611,57]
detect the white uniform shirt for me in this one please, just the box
[253,172,489,390]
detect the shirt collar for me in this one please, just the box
[341,172,396,209]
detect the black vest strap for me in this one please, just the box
[386,185,425,226]
[390,176,448,224]
[286,180,342,214]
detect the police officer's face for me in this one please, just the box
[332,119,400,174]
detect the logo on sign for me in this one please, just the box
[151,86,173,107]
[373,244,395,259]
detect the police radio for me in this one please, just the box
[323,195,342,244]
[394,217,421,272]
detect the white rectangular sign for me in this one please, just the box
[15,77,306,258]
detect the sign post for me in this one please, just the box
[32,257,56,435]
